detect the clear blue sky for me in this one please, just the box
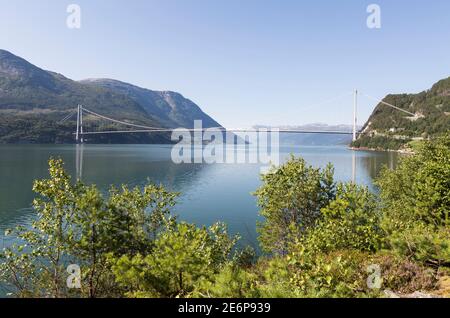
[1,0,449,128]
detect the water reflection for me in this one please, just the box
[75,144,84,181]
[352,151,356,183]
[0,144,398,249]
[358,150,398,187]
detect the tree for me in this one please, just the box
[254,156,336,254]
[111,222,238,298]
[0,159,178,297]
[377,134,450,265]
[377,134,450,230]
[303,183,383,254]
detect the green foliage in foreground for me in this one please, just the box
[1,134,449,298]
[0,159,179,297]
[377,134,450,267]
[254,156,336,254]
[112,222,238,298]
[302,183,384,254]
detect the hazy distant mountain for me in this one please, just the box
[253,124,358,146]
[254,123,359,132]
[0,49,221,143]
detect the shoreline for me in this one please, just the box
[348,146,415,155]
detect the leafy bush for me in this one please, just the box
[111,222,238,298]
[259,249,378,298]
[303,183,383,254]
[377,134,450,265]
[387,224,450,267]
[254,156,336,254]
[0,158,178,298]
[192,265,260,298]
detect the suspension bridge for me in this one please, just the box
[59,89,416,144]
[64,89,417,181]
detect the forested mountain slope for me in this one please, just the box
[0,50,221,143]
[352,77,450,150]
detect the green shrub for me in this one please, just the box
[0,158,178,298]
[387,223,450,267]
[378,134,450,265]
[260,249,380,298]
[111,222,238,298]
[254,156,336,254]
[303,183,384,254]
[192,265,260,298]
[378,134,450,230]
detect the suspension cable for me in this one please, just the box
[82,107,164,130]
[59,110,77,123]
[82,106,224,131]
[361,92,416,116]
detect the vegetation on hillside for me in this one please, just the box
[352,77,450,150]
[0,50,220,144]
[1,134,449,298]
[351,135,408,151]
[0,114,174,144]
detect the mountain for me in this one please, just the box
[79,79,220,129]
[352,77,450,150]
[0,49,221,144]
[254,124,358,146]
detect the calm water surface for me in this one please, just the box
[0,144,398,249]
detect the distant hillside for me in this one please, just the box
[80,79,220,129]
[254,124,357,146]
[352,77,450,150]
[0,50,221,144]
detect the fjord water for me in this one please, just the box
[0,143,398,250]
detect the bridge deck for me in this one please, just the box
[78,129,359,135]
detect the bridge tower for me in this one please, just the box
[80,105,84,143]
[353,89,358,142]
[75,104,84,143]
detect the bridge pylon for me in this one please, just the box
[75,104,84,144]
[353,89,358,142]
